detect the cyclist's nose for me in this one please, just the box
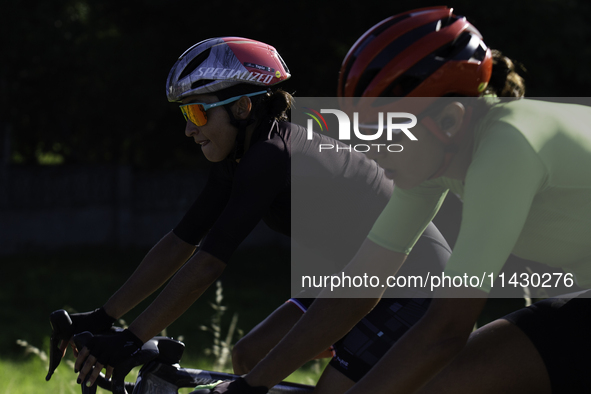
[185,120,198,137]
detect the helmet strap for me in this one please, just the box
[422,107,473,180]
[222,106,255,160]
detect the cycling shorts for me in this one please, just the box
[288,297,430,382]
[288,221,449,381]
[503,290,591,393]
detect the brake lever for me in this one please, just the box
[46,309,74,381]
[47,309,122,382]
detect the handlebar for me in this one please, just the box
[47,309,314,394]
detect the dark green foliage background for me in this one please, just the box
[3,0,590,167]
[2,0,589,359]
[1,245,292,358]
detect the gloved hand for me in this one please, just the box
[211,377,268,394]
[75,329,143,387]
[71,307,116,335]
[58,307,117,359]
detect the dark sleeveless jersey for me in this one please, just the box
[173,119,393,264]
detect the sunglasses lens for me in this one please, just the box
[181,104,207,126]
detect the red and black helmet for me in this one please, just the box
[338,6,492,102]
[338,7,492,179]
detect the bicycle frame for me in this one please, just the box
[133,361,314,394]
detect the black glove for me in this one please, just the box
[71,307,116,335]
[84,329,143,368]
[211,378,268,394]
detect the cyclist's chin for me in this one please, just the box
[202,145,230,162]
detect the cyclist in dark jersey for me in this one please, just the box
[69,37,451,390]
[219,8,591,394]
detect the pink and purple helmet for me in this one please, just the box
[166,37,291,102]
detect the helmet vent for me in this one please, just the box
[379,75,423,100]
[339,14,409,96]
[371,14,410,37]
[379,30,482,98]
[340,36,372,97]
[447,32,474,60]
[179,47,212,80]
[381,52,448,98]
[190,79,215,90]
[355,20,440,97]
[471,43,486,61]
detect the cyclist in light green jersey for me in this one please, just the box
[215,7,591,394]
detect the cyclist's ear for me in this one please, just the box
[434,102,465,138]
[232,96,253,120]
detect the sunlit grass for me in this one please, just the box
[2,245,319,393]
[2,353,325,394]
[2,356,79,394]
